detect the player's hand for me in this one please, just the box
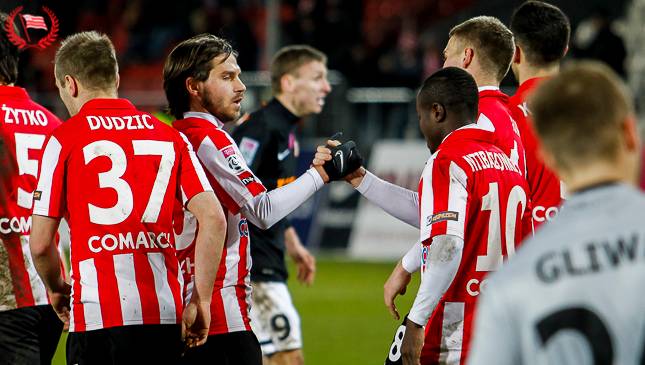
[182,299,211,348]
[384,261,412,320]
[312,140,340,183]
[320,140,363,182]
[401,319,424,365]
[292,246,316,286]
[344,166,366,187]
[49,281,71,325]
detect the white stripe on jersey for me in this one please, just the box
[447,162,468,239]
[197,136,254,208]
[113,253,143,325]
[223,213,241,288]
[438,301,465,365]
[20,235,48,305]
[33,136,62,215]
[148,253,177,323]
[79,258,103,330]
[419,157,435,242]
[178,132,211,192]
[221,286,245,331]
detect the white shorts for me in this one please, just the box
[249,281,302,355]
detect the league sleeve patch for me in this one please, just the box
[426,211,459,226]
[238,137,259,165]
[221,145,236,158]
[226,154,245,175]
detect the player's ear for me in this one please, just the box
[185,77,200,97]
[115,73,120,90]
[513,46,521,65]
[280,74,295,93]
[463,48,474,69]
[622,115,640,152]
[64,75,78,97]
[432,102,446,123]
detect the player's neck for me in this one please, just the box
[276,94,303,117]
[473,74,499,89]
[72,90,118,116]
[0,82,13,86]
[562,160,635,194]
[518,63,559,85]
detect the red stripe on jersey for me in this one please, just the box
[96,258,123,328]
[236,231,251,331]
[429,161,451,240]
[71,259,86,332]
[210,235,230,333]
[133,253,160,324]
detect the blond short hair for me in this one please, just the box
[54,31,118,91]
[530,61,633,173]
[449,16,515,82]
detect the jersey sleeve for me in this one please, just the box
[176,133,213,206]
[419,156,468,245]
[196,131,266,213]
[32,135,67,218]
[232,120,270,172]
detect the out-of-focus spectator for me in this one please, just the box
[572,8,627,78]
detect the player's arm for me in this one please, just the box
[177,135,227,347]
[402,234,464,365]
[241,167,325,229]
[284,225,316,285]
[30,135,71,323]
[313,143,420,228]
[384,241,421,320]
[467,280,519,365]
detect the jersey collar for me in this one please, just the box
[478,85,500,92]
[79,98,136,112]
[515,77,546,101]
[0,85,30,99]
[183,111,223,128]
[268,98,300,126]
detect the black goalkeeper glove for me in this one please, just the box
[322,140,363,181]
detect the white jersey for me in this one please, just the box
[468,183,645,365]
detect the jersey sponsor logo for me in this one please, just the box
[532,205,560,222]
[87,231,172,253]
[227,154,244,175]
[221,146,236,158]
[238,219,249,237]
[2,104,49,126]
[0,216,31,234]
[277,148,290,161]
[86,115,154,131]
[466,278,488,297]
[238,137,259,165]
[428,211,459,226]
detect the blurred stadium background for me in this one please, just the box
[3,0,642,363]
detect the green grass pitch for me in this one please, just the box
[52,258,420,364]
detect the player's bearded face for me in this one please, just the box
[288,61,332,116]
[200,55,246,122]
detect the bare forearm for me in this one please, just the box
[30,215,65,292]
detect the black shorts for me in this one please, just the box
[179,330,262,365]
[0,305,64,365]
[67,324,182,365]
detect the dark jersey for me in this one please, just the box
[232,99,300,282]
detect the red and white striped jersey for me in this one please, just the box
[509,78,564,228]
[172,112,266,335]
[32,99,212,332]
[417,125,531,364]
[477,87,527,181]
[0,85,62,310]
